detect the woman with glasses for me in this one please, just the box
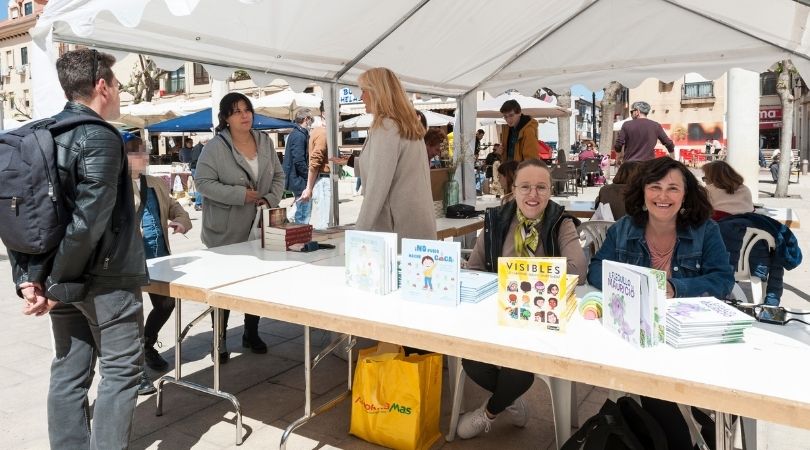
[577,141,597,161]
[354,67,436,243]
[701,160,754,220]
[195,92,286,362]
[456,158,586,440]
[587,157,734,449]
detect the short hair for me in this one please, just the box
[703,160,744,195]
[215,92,254,132]
[631,101,651,115]
[476,129,485,135]
[612,161,642,184]
[497,160,520,195]
[357,67,425,140]
[415,110,428,129]
[515,158,551,179]
[56,49,116,101]
[624,157,713,229]
[294,108,312,123]
[424,128,446,147]
[500,99,521,114]
[121,132,143,154]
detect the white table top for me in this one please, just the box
[144,239,344,300]
[209,258,810,429]
[756,206,801,229]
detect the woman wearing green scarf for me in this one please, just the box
[456,158,587,440]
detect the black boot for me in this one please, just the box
[144,336,169,371]
[210,309,231,364]
[242,314,267,354]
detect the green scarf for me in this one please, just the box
[514,208,543,257]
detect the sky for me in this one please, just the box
[0,9,6,20]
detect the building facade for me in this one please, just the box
[0,1,44,125]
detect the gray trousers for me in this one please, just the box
[47,286,144,450]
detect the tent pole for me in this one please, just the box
[325,83,340,227]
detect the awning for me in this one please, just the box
[147,108,293,133]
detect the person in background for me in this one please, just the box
[593,160,641,218]
[497,160,518,205]
[425,128,447,168]
[354,67,437,243]
[299,102,331,230]
[190,138,208,211]
[613,100,675,162]
[588,157,735,450]
[475,128,485,153]
[282,109,313,223]
[577,141,597,161]
[124,133,192,395]
[9,48,148,449]
[195,92,285,362]
[499,99,540,162]
[702,160,754,220]
[416,110,428,129]
[457,159,586,439]
[179,138,194,164]
[770,148,782,182]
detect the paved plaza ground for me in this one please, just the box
[1,168,809,449]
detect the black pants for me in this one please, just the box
[640,397,716,450]
[212,310,261,336]
[144,293,175,346]
[462,359,534,415]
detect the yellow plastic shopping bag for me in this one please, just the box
[349,345,443,450]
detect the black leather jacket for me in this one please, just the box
[10,102,148,302]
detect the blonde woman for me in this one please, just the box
[355,67,437,242]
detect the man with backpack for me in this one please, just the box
[6,49,147,449]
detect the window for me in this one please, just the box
[20,47,27,66]
[24,2,33,15]
[9,94,15,110]
[6,51,13,69]
[193,63,209,85]
[658,81,674,93]
[166,67,185,94]
[682,81,714,99]
[761,72,778,96]
[23,90,29,107]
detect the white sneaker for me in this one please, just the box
[457,401,494,439]
[505,397,529,428]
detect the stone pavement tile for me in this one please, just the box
[757,422,810,449]
[131,426,224,450]
[268,354,349,396]
[1,406,50,448]
[0,373,49,415]
[264,320,306,340]
[266,340,316,363]
[131,387,220,441]
[240,420,343,450]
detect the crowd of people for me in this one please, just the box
[5,48,797,449]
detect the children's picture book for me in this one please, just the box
[665,297,755,348]
[601,261,666,348]
[497,257,576,332]
[459,270,498,303]
[399,239,461,306]
[344,230,398,295]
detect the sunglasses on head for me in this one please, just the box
[723,299,810,326]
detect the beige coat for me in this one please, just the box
[355,118,437,242]
[133,175,193,254]
[195,129,285,248]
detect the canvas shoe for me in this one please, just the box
[456,401,494,439]
[137,372,157,396]
[505,397,529,428]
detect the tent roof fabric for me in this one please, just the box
[147,108,293,133]
[32,0,810,116]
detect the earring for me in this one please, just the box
[679,207,687,215]
[642,205,647,211]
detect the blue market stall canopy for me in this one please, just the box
[147,108,294,133]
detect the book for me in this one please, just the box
[459,270,498,303]
[601,261,666,348]
[264,223,313,235]
[344,230,398,295]
[497,257,577,332]
[665,297,755,348]
[399,239,461,306]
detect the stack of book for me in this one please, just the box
[601,261,667,348]
[666,297,755,348]
[344,230,398,295]
[459,270,497,303]
[262,223,313,251]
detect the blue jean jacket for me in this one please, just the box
[587,216,735,298]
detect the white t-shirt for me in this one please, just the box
[246,156,259,180]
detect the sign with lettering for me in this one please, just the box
[760,107,782,122]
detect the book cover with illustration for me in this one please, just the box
[399,239,461,306]
[601,261,666,348]
[497,257,574,332]
[665,297,755,348]
[344,230,398,295]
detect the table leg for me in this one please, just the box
[280,328,353,449]
[715,411,734,450]
[155,303,243,445]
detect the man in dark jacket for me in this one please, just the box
[8,49,147,449]
[614,100,675,162]
[282,108,312,223]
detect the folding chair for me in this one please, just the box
[730,227,776,304]
[577,220,614,263]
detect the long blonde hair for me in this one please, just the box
[358,67,425,140]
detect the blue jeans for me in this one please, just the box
[47,286,144,450]
[355,177,362,192]
[191,169,202,208]
[310,176,332,230]
[293,194,312,224]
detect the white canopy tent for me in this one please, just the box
[478,92,570,119]
[30,0,810,213]
[251,89,323,120]
[339,110,454,131]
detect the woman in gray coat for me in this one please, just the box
[195,92,285,362]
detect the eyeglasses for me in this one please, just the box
[514,184,550,195]
[502,112,519,120]
[723,300,810,326]
[90,49,98,86]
